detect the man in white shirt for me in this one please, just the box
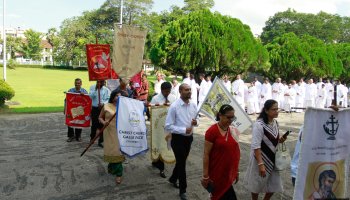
[154,73,165,95]
[165,83,198,200]
[231,74,245,109]
[171,78,180,99]
[295,81,305,112]
[150,82,176,178]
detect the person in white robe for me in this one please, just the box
[316,77,324,90]
[254,77,262,112]
[271,78,283,106]
[171,78,180,99]
[182,72,191,85]
[315,83,327,108]
[259,78,272,112]
[206,75,213,89]
[189,74,199,105]
[246,82,258,114]
[231,74,245,109]
[222,74,231,92]
[304,79,317,108]
[197,74,207,109]
[325,79,334,108]
[336,81,346,107]
[283,83,296,112]
[295,81,305,113]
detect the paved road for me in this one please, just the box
[0,112,305,200]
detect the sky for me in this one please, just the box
[1,0,349,35]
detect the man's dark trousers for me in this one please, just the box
[169,133,193,194]
[90,106,103,144]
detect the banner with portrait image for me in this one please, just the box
[150,106,175,164]
[197,77,253,133]
[112,25,147,80]
[293,108,350,200]
[116,96,148,157]
[86,44,112,81]
[65,92,92,128]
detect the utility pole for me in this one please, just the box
[2,0,6,81]
[119,0,123,26]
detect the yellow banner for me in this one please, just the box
[112,25,147,80]
[150,106,175,164]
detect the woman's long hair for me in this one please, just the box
[257,99,277,124]
[108,90,119,103]
[215,104,234,121]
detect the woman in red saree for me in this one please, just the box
[201,104,240,200]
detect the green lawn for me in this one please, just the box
[0,67,92,113]
[0,67,181,114]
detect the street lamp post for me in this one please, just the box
[2,0,6,81]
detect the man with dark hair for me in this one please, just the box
[165,83,198,200]
[150,82,176,178]
[66,78,88,142]
[311,170,337,199]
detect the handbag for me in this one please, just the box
[275,142,291,171]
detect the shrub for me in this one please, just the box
[0,80,15,106]
[7,59,18,69]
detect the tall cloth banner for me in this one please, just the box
[150,106,175,164]
[112,25,147,80]
[86,44,112,81]
[65,93,92,128]
[293,108,350,200]
[197,77,253,133]
[116,96,148,157]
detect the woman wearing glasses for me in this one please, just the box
[201,104,240,200]
[244,99,286,200]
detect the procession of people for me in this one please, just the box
[64,71,349,200]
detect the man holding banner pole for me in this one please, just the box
[165,83,198,200]
[150,82,176,178]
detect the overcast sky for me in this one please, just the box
[1,0,349,35]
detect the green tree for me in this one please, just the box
[261,9,343,44]
[265,33,343,81]
[150,9,269,76]
[46,28,61,65]
[22,29,43,60]
[183,0,214,12]
[334,43,350,81]
[6,35,22,59]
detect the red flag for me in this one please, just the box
[111,68,119,79]
[86,44,112,81]
[65,93,92,128]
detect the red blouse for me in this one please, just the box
[205,124,240,200]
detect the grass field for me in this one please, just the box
[0,67,179,113]
[0,67,91,113]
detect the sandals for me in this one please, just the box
[116,176,122,184]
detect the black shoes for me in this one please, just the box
[67,137,74,142]
[179,193,187,200]
[98,143,103,148]
[168,179,179,188]
[160,171,166,178]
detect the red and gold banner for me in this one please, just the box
[65,93,92,128]
[86,44,112,81]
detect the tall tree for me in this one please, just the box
[22,29,43,60]
[150,9,269,76]
[183,0,214,12]
[261,9,343,44]
[6,35,22,59]
[46,28,61,65]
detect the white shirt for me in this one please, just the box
[165,98,198,136]
[182,77,191,85]
[151,93,176,105]
[171,84,180,99]
[223,80,232,93]
[198,79,208,102]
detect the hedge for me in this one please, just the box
[0,64,88,71]
[0,80,15,106]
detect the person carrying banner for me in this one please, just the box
[201,104,240,200]
[150,82,176,178]
[165,83,198,200]
[98,90,125,185]
[244,99,287,200]
[89,80,111,148]
[66,78,88,142]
